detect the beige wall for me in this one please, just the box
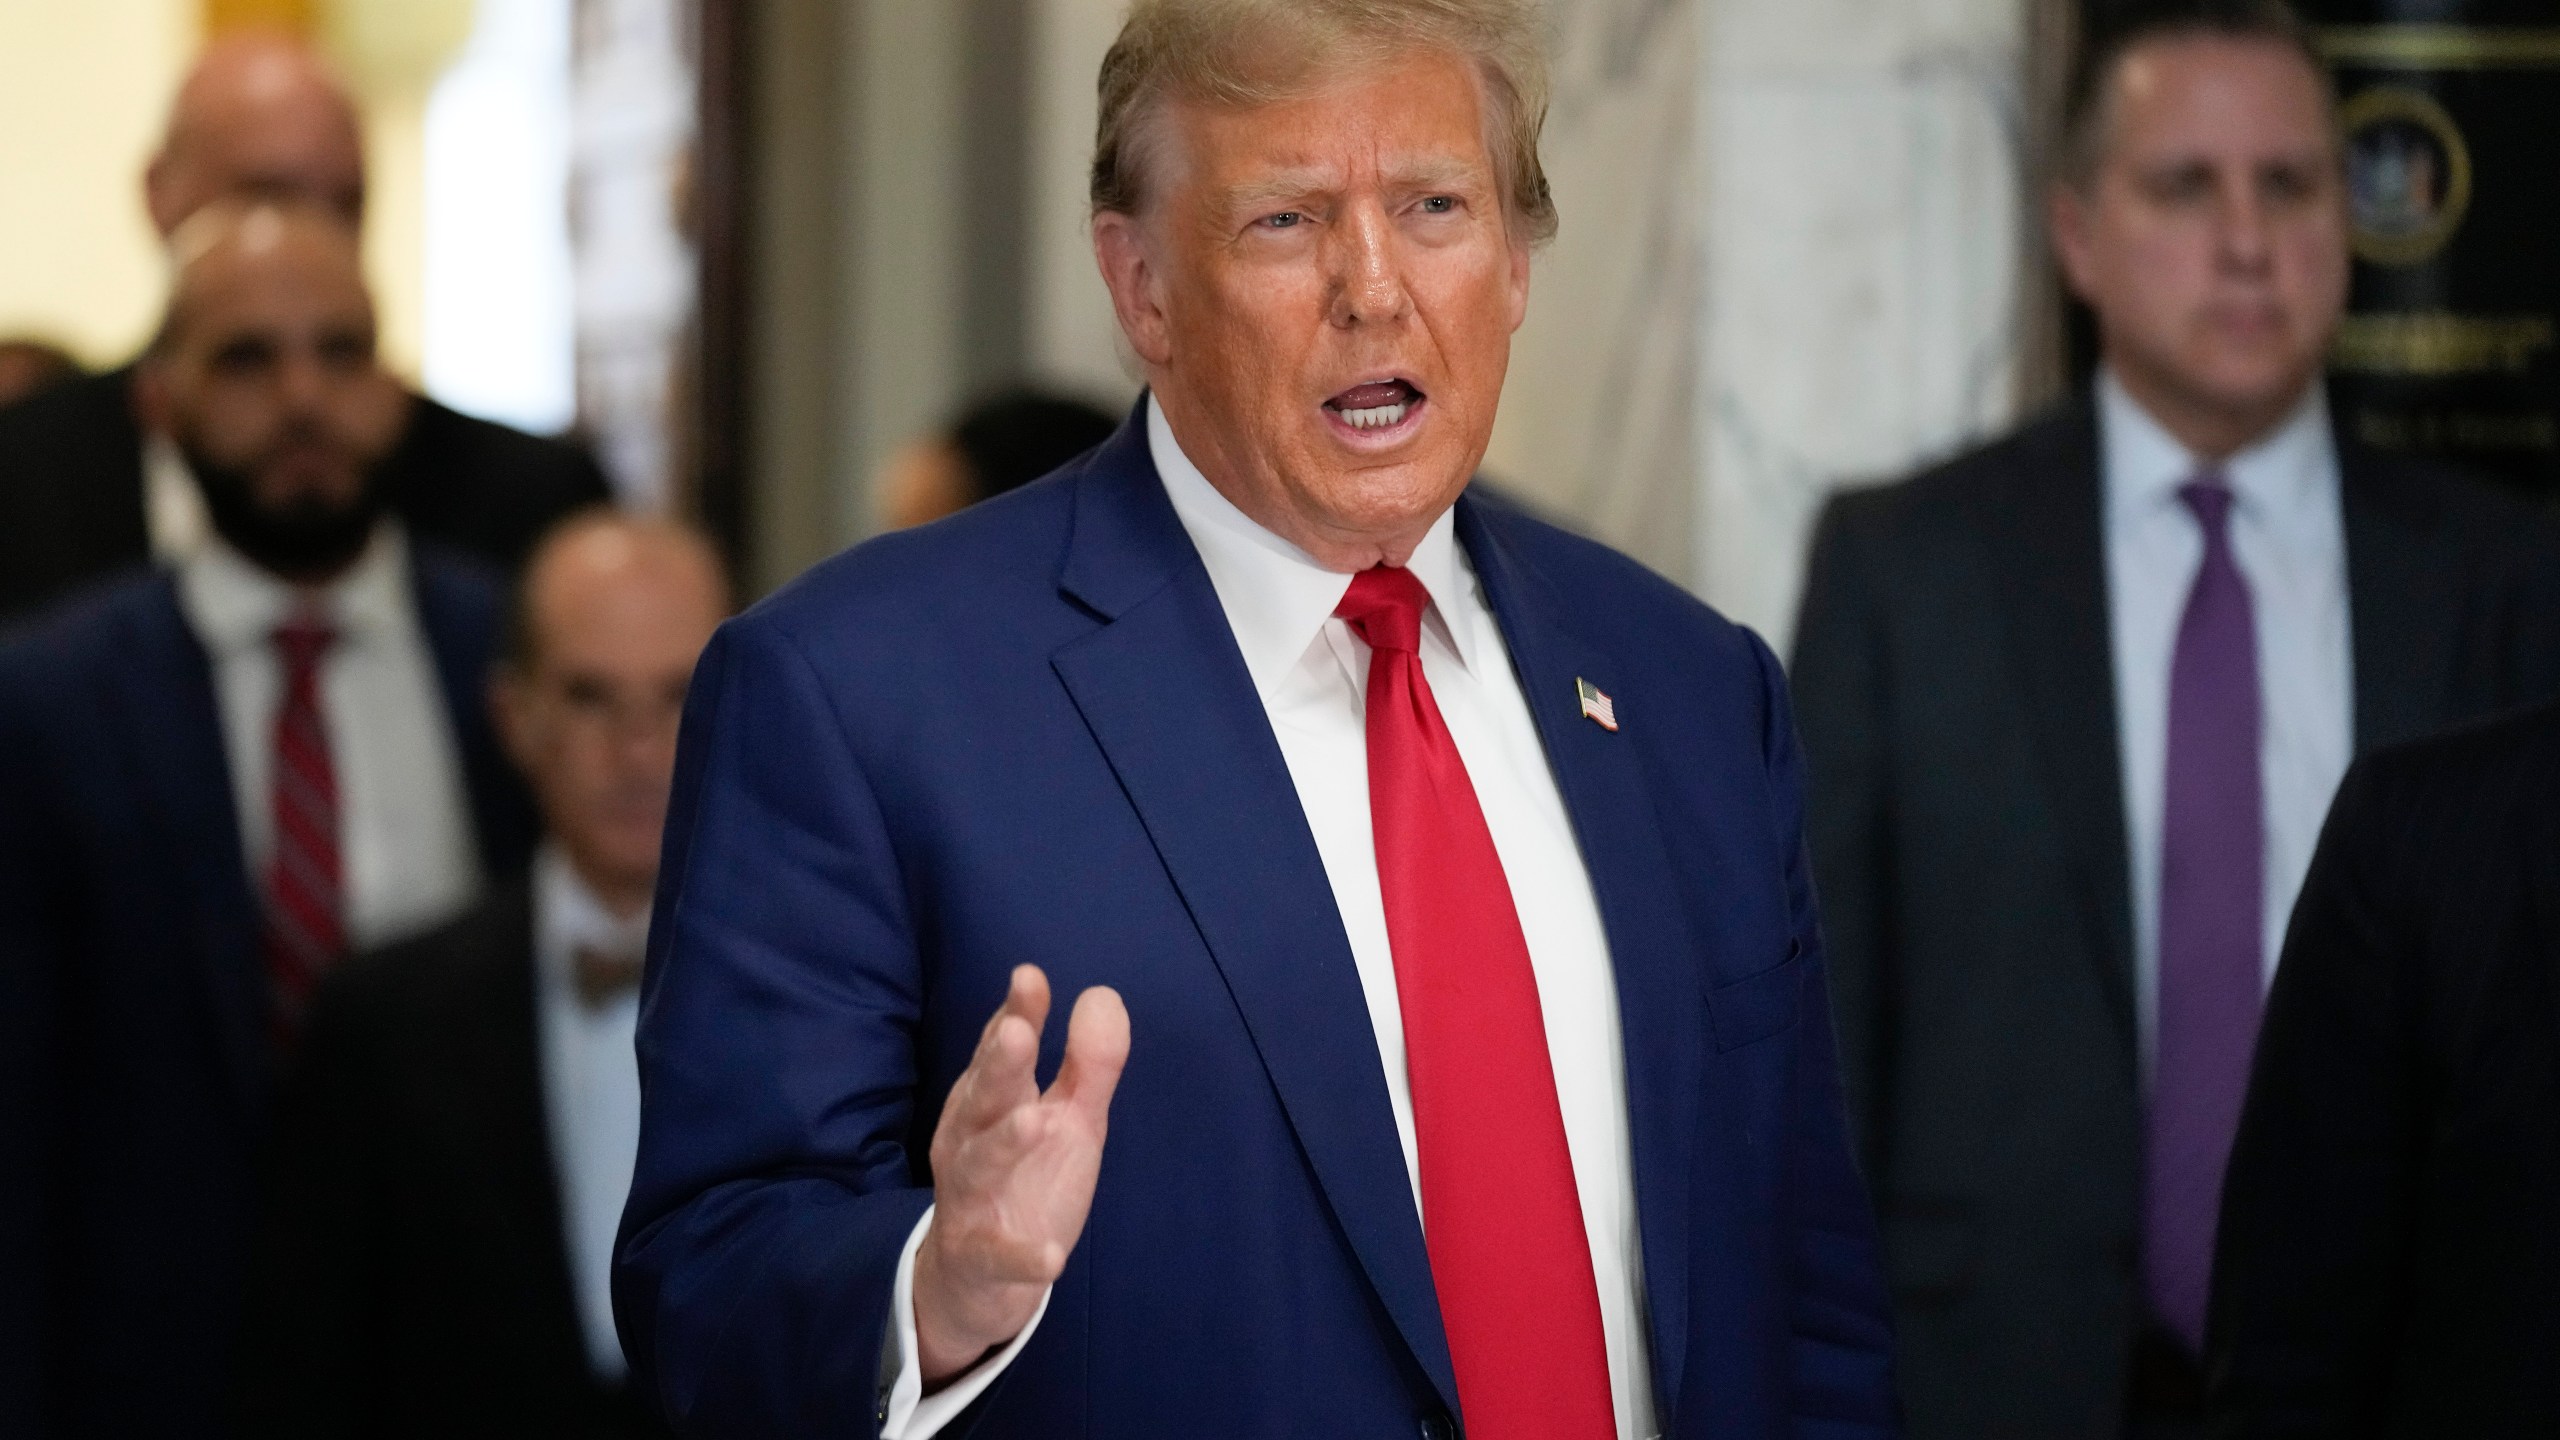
[0,0,198,365]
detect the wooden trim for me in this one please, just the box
[693,0,754,575]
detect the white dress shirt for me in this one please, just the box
[2098,371,2353,1074]
[882,397,1658,1439]
[174,524,483,951]
[532,845,651,1383]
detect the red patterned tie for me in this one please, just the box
[1335,566,1615,1440]
[264,614,344,1040]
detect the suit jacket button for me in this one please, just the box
[1419,1414,1457,1440]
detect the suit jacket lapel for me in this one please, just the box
[2338,439,2464,752]
[1047,417,1461,1414]
[1456,499,1703,1420]
[1990,405,2139,1065]
[115,578,268,1116]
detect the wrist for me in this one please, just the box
[911,1221,997,1386]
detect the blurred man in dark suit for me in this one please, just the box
[0,202,537,1438]
[0,31,608,624]
[2206,701,2560,1437]
[236,512,725,1439]
[1788,3,2560,1436]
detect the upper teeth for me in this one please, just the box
[1340,402,1408,430]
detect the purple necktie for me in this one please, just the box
[2147,477,2265,1355]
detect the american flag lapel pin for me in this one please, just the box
[1576,677,1618,732]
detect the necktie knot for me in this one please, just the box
[2178,476,2235,540]
[1335,565,1430,655]
[272,616,338,675]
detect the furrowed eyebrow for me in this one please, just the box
[1217,170,1334,217]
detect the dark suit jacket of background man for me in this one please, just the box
[0,364,612,623]
[1787,394,2560,1439]
[612,409,1899,1437]
[0,547,538,1438]
[234,879,669,1440]
[2207,700,2560,1438]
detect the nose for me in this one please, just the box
[2217,171,2274,275]
[275,346,332,415]
[1326,201,1411,329]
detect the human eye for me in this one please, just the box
[1260,210,1303,230]
[1419,195,1456,214]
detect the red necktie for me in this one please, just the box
[1335,566,1615,1440]
[264,614,345,1040]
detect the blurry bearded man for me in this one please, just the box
[0,202,537,1437]
[614,3,1900,1437]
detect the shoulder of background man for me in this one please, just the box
[388,397,614,569]
[305,875,537,1067]
[0,562,185,709]
[0,362,139,471]
[2336,695,2560,866]
[1810,399,2096,571]
[0,365,150,620]
[2336,427,2560,569]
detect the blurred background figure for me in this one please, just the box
[237,511,725,1440]
[0,201,537,1438]
[1789,2,2560,1437]
[0,339,83,409]
[878,388,1119,530]
[0,29,607,626]
[2208,698,2560,1435]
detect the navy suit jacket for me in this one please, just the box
[0,548,537,1438]
[615,411,1898,1437]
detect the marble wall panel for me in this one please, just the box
[1696,0,2027,649]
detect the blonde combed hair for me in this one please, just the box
[1091,0,1558,245]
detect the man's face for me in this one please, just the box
[140,226,406,578]
[2053,36,2348,440]
[495,533,726,913]
[1096,49,1531,569]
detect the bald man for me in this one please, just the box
[0,31,608,625]
[235,514,723,1440]
[0,202,540,1437]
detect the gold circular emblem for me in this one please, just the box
[2339,85,2473,266]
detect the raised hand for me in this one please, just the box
[911,965,1129,1383]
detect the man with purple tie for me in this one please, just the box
[1788,2,2560,1437]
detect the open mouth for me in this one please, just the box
[1323,378,1426,436]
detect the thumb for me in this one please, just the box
[1049,986,1130,1123]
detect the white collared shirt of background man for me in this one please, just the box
[880,396,1659,1440]
[175,523,482,951]
[2099,368,2353,1079]
[533,844,650,1384]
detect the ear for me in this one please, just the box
[2048,182,2101,304]
[142,151,184,240]
[487,672,535,777]
[1092,210,1174,368]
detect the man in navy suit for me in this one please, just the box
[0,203,536,1436]
[615,2,1898,1435]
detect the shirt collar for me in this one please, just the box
[534,844,651,984]
[2097,366,2335,527]
[1145,393,1474,700]
[174,521,414,657]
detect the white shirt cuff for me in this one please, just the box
[877,1204,1052,1439]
